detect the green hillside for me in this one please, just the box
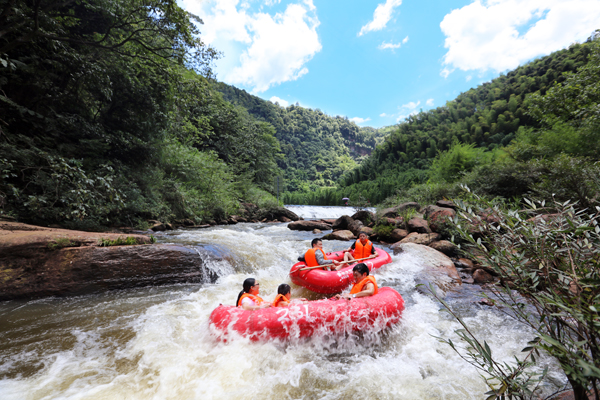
[282,37,597,205]
[213,82,388,192]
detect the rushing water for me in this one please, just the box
[0,208,566,399]
[285,205,375,220]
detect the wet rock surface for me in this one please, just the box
[288,220,332,231]
[0,222,210,301]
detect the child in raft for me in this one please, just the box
[272,284,307,307]
[236,278,271,310]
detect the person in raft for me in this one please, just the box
[332,263,378,300]
[272,284,307,307]
[339,232,377,268]
[297,238,341,271]
[236,278,271,310]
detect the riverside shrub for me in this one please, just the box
[439,193,600,399]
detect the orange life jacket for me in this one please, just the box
[273,294,289,307]
[237,293,264,307]
[350,275,378,295]
[304,248,329,267]
[353,239,373,260]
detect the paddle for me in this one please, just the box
[298,256,375,271]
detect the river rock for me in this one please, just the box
[428,208,457,234]
[332,215,354,230]
[428,240,459,257]
[454,258,474,269]
[279,216,292,222]
[150,221,167,231]
[397,202,421,212]
[348,220,364,236]
[351,210,375,225]
[0,221,212,300]
[359,226,374,236]
[0,244,210,301]
[288,220,331,231]
[379,207,398,218]
[473,269,494,284]
[312,229,322,234]
[407,217,431,233]
[422,205,443,219]
[436,200,457,210]
[399,232,441,245]
[260,207,300,222]
[321,230,355,241]
[391,243,461,294]
[390,228,409,242]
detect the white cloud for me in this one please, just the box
[440,0,600,74]
[379,41,402,50]
[184,0,321,93]
[358,0,403,36]
[350,117,372,124]
[270,96,289,107]
[402,35,409,44]
[466,75,472,82]
[380,112,388,117]
[426,98,434,106]
[396,110,418,122]
[401,100,420,110]
[440,67,452,78]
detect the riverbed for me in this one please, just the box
[0,206,565,399]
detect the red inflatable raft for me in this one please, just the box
[289,248,392,294]
[209,287,404,341]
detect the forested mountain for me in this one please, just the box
[214,82,388,192]
[283,37,597,205]
[0,0,282,228]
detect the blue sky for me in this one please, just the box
[180,0,600,128]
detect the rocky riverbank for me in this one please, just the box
[287,200,498,289]
[0,221,215,301]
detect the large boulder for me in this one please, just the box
[407,217,431,233]
[391,242,461,294]
[398,232,441,245]
[428,208,457,234]
[261,207,300,222]
[397,202,421,212]
[288,220,332,231]
[351,210,375,225]
[332,215,354,230]
[0,221,212,301]
[436,200,457,210]
[473,269,495,284]
[321,230,355,241]
[422,205,444,219]
[359,226,374,236]
[428,240,459,257]
[348,220,364,236]
[390,228,409,242]
[379,207,398,218]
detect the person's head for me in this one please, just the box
[358,232,369,243]
[277,283,291,299]
[311,238,322,248]
[236,278,260,306]
[352,263,369,283]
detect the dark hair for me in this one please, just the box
[311,238,322,247]
[236,278,255,306]
[277,283,291,296]
[359,232,368,237]
[353,263,369,276]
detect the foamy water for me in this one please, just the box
[0,214,566,399]
[285,205,376,220]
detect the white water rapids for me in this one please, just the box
[0,207,566,399]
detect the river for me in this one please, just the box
[0,206,565,399]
